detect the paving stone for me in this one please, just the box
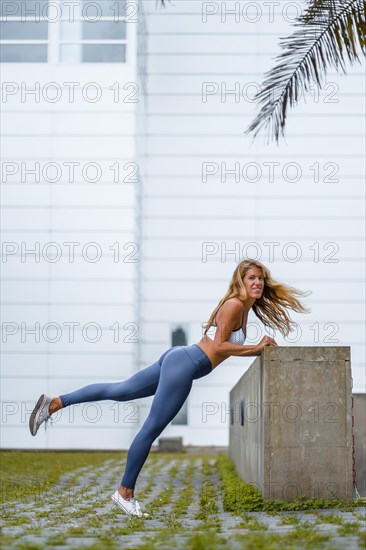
[64,537,99,547]
[1,455,365,549]
[1,526,26,536]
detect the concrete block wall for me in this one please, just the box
[229,346,353,501]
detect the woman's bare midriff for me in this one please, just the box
[195,336,230,370]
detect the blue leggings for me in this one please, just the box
[59,344,212,490]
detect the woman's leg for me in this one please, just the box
[58,347,174,408]
[120,347,196,491]
[30,347,177,441]
[59,364,159,408]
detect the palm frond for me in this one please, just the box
[244,0,366,144]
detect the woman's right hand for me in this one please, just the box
[254,336,278,355]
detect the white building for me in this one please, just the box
[1,0,365,450]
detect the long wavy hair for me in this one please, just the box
[203,259,312,338]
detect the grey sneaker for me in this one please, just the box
[29,394,52,436]
[111,490,148,518]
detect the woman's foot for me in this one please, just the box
[49,397,62,415]
[119,485,134,500]
[29,394,61,436]
[111,490,142,517]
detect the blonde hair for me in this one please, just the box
[203,259,312,338]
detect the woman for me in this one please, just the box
[29,259,310,517]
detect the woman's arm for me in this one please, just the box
[211,299,277,357]
[214,341,260,357]
[212,338,277,357]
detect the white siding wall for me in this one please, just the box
[1,0,364,451]
[140,0,365,446]
[134,0,150,443]
[1,12,141,449]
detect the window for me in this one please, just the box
[171,325,188,425]
[171,326,187,347]
[0,0,128,63]
[59,1,127,63]
[0,1,49,62]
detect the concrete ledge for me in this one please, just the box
[158,437,183,453]
[229,346,353,501]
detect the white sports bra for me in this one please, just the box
[208,309,246,345]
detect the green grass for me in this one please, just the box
[337,520,362,537]
[195,480,219,519]
[216,454,366,513]
[358,529,366,547]
[232,526,332,550]
[279,514,301,525]
[184,530,227,549]
[0,450,125,504]
[236,515,269,530]
[315,513,345,525]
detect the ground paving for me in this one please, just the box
[1,454,365,549]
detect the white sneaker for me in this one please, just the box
[111,490,148,518]
[29,394,52,436]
